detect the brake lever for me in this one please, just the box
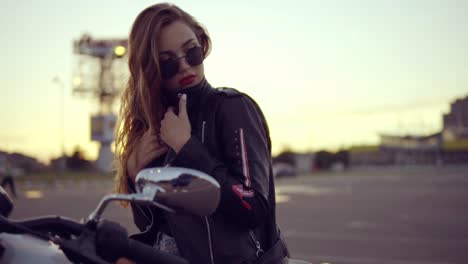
[60,228,111,264]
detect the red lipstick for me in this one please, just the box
[179,75,196,86]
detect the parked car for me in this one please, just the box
[273,162,296,178]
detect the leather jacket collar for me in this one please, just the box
[163,78,211,114]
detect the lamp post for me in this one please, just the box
[52,77,66,171]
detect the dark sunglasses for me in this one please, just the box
[159,46,204,80]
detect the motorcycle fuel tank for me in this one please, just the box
[0,233,71,264]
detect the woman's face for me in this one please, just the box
[158,21,205,92]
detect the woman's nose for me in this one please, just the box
[178,56,191,72]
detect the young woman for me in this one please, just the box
[114,3,289,264]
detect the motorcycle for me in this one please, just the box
[0,167,311,264]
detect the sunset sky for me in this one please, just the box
[1,0,467,163]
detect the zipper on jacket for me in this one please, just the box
[205,217,215,264]
[201,121,213,263]
[249,230,264,257]
[201,121,206,144]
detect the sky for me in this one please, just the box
[1,0,467,163]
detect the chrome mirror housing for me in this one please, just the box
[87,167,221,223]
[135,167,221,216]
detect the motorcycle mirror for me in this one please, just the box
[135,167,221,216]
[0,186,13,217]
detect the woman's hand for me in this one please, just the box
[127,128,168,181]
[160,94,191,153]
[116,257,135,264]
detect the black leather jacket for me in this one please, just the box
[129,79,288,264]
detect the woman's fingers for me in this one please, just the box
[115,257,135,264]
[141,130,156,145]
[140,144,168,165]
[142,129,166,147]
[127,129,168,180]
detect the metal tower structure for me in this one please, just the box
[73,34,128,172]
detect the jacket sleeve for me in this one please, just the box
[170,95,270,228]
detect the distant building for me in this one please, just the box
[380,133,442,151]
[273,151,316,175]
[443,95,468,140]
[351,95,468,166]
[0,151,47,174]
[379,133,443,165]
[294,153,316,174]
[350,133,444,166]
[350,148,394,165]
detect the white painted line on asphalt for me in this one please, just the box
[24,190,43,199]
[276,194,291,203]
[346,221,379,229]
[276,185,342,196]
[282,230,463,245]
[312,255,455,264]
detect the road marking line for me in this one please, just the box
[312,255,455,264]
[24,190,43,199]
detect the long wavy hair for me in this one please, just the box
[114,3,211,201]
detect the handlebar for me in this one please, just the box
[0,214,85,244]
[1,215,189,264]
[125,239,189,264]
[96,220,189,264]
[1,215,84,236]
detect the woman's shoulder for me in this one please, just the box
[214,87,243,98]
[213,87,259,105]
[212,87,265,119]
